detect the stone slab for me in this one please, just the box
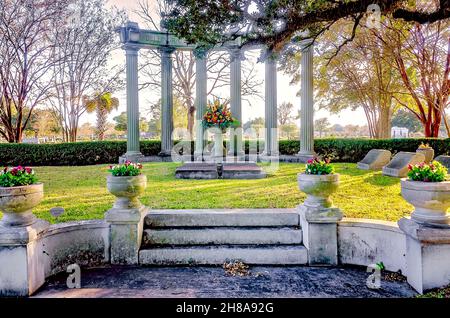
[382,151,425,178]
[175,162,218,179]
[144,209,300,228]
[221,162,267,179]
[139,245,308,265]
[33,265,417,298]
[357,149,392,171]
[142,227,302,246]
[175,161,266,179]
[435,155,450,172]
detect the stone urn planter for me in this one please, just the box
[401,179,450,226]
[416,147,434,164]
[107,174,147,210]
[0,183,44,227]
[297,173,340,209]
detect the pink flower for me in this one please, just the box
[307,159,313,164]
[25,167,32,174]
[407,164,413,170]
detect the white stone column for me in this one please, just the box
[228,47,245,159]
[263,51,278,157]
[194,50,208,161]
[297,40,316,162]
[121,44,143,163]
[159,46,176,157]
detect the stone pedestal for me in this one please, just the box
[398,217,450,294]
[105,206,147,265]
[105,175,148,265]
[0,220,49,296]
[119,153,145,164]
[299,205,342,265]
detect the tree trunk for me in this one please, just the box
[97,107,107,141]
[187,102,195,139]
[378,106,392,139]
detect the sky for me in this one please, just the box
[95,0,368,128]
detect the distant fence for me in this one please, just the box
[0,138,448,166]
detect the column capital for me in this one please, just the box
[122,43,141,54]
[300,39,314,52]
[193,47,209,60]
[264,48,279,63]
[228,47,245,62]
[159,46,176,57]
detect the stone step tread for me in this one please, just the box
[139,245,308,265]
[142,227,303,246]
[144,209,299,228]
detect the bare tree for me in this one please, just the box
[379,19,450,137]
[137,0,263,137]
[0,0,67,142]
[48,0,126,142]
[277,102,295,126]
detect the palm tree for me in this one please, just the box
[85,93,119,141]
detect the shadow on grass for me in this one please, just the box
[335,164,373,177]
[364,174,399,187]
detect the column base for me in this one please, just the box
[119,152,144,164]
[194,151,204,162]
[158,150,172,157]
[227,151,245,161]
[296,152,316,163]
[0,219,50,296]
[398,217,450,294]
[105,206,148,265]
[298,204,343,266]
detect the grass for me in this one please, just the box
[3,162,416,224]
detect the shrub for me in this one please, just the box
[305,158,334,175]
[0,138,448,166]
[407,161,447,182]
[0,166,38,187]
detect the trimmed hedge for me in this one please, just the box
[276,138,450,162]
[0,138,448,166]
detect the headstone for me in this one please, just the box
[435,155,450,172]
[357,149,392,171]
[382,151,426,178]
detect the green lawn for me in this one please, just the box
[6,162,414,224]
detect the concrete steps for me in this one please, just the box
[139,245,308,265]
[142,227,302,246]
[144,209,299,228]
[139,209,307,265]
